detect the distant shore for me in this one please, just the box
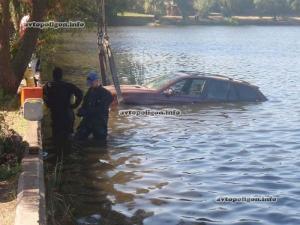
[111,13,300,26]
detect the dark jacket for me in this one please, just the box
[78,86,113,123]
[43,80,83,113]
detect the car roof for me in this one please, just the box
[176,70,258,88]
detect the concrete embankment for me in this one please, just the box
[14,121,46,225]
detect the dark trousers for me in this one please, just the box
[51,109,75,149]
[75,117,108,141]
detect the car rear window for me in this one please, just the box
[205,80,230,101]
[236,84,259,101]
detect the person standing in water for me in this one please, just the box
[75,72,113,142]
[43,67,83,149]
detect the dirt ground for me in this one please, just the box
[4,111,28,138]
[0,176,19,225]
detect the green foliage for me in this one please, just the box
[0,112,26,181]
[0,89,11,105]
[289,0,300,12]
[47,0,98,21]
[46,159,75,224]
[47,0,132,22]
[0,116,26,164]
[0,89,20,110]
[193,0,299,18]
[175,0,195,19]
[25,0,300,25]
[193,0,255,18]
[194,0,218,17]
[219,0,254,16]
[220,0,233,17]
[107,0,129,17]
[224,16,239,24]
[0,164,21,181]
[126,0,145,13]
[144,0,165,16]
[254,0,289,18]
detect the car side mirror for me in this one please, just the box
[163,88,175,97]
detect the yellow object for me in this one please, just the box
[24,67,35,87]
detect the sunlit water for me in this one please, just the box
[46,26,300,225]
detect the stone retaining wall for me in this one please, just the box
[14,121,46,225]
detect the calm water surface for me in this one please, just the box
[49,26,300,225]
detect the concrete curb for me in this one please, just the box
[15,121,46,225]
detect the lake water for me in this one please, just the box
[47,26,300,225]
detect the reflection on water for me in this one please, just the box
[46,26,300,225]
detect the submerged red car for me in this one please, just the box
[105,71,267,105]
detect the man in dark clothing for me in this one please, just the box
[75,72,113,141]
[43,67,83,145]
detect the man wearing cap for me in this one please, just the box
[75,72,113,142]
[43,67,83,147]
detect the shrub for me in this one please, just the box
[0,112,27,181]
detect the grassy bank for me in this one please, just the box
[0,90,28,225]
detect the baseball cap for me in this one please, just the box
[87,72,100,87]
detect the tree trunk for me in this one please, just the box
[0,0,18,94]
[10,0,22,33]
[12,0,47,92]
[0,0,47,94]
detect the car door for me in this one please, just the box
[158,78,192,104]
[203,79,231,102]
[184,78,207,103]
[159,78,206,104]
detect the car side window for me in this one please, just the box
[169,80,190,95]
[236,84,258,101]
[205,80,230,101]
[189,79,206,96]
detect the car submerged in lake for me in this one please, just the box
[105,71,267,105]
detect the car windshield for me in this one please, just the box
[144,74,182,89]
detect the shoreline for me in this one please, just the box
[110,15,300,26]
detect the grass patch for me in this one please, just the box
[46,158,75,225]
[117,11,154,17]
[0,164,21,181]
